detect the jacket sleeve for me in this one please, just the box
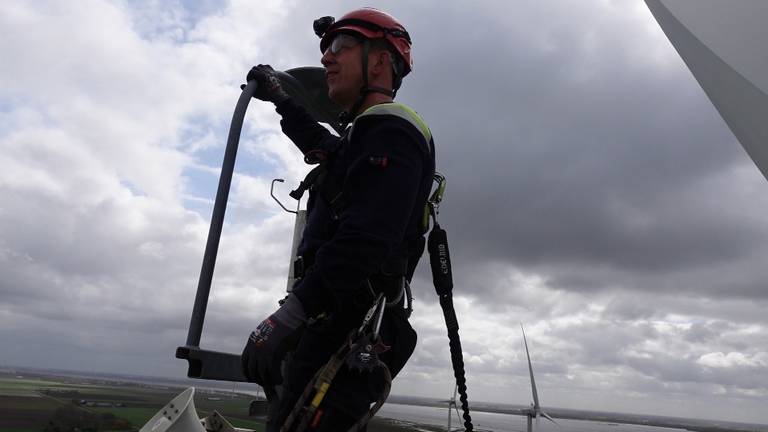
[275,98,341,155]
[292,118,427,317]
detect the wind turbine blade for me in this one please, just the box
[542,411,559,425]
[453,383,458,400]
[454,404,461,422]
[535,414,541,431]
[521,324,541,410]
[645,0,768,182]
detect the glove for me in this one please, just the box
[241,294,306,386]
[241,64,290,104]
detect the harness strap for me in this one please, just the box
[290,165,326,201]
[351,102,433,149]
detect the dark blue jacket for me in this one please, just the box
[275,99,435,317]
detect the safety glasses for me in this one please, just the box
[325,34,361,55]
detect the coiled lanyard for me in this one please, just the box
[426,173,474,432]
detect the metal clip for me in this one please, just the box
[356,293,385,339]
[271,178,299,214]
[347,294,389,373]
[428,172,446,224]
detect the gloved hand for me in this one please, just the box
[241,64,290,104]
[241,294,306,386]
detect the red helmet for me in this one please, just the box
[316,8,413,76]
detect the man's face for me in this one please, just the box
[321,33,364,109]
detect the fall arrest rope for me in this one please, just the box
[426,173,474,432]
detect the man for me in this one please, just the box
[242,8,435,431]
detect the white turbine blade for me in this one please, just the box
[542,411,559,425]
[521,324,541,410]
[645,0,768,181]
[535,414,541,432]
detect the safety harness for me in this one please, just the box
[280,294,391,432]
[282,104,474,431]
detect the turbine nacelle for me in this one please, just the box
[140,387,254,432]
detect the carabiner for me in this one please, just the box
[428,172,447,224]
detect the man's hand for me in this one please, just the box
[241,295,306,386]
[242,64,290,104]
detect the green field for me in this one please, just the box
[0,373,265,431]
[0,393,64,432]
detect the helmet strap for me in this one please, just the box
[338,40,400,127]
[365,86,395,97]
[392,75,402,98]
[340,94,366,128]
[340,39,393,127]
[339,40,370,128]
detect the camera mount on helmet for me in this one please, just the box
[313,16,335,38]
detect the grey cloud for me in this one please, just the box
[683,321,732,344]
[394,2,768,302]
[3,0,768,423]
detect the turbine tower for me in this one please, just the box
[520,324,557,432]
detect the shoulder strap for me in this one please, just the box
[351,103,433,151]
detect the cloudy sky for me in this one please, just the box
[1,0,767,425]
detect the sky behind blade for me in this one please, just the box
[646,0,768,181]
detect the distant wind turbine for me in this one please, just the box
[520,324,558,432]
[444,384,460,431]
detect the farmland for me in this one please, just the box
[0,371,263,431]
[0,370,416,432]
